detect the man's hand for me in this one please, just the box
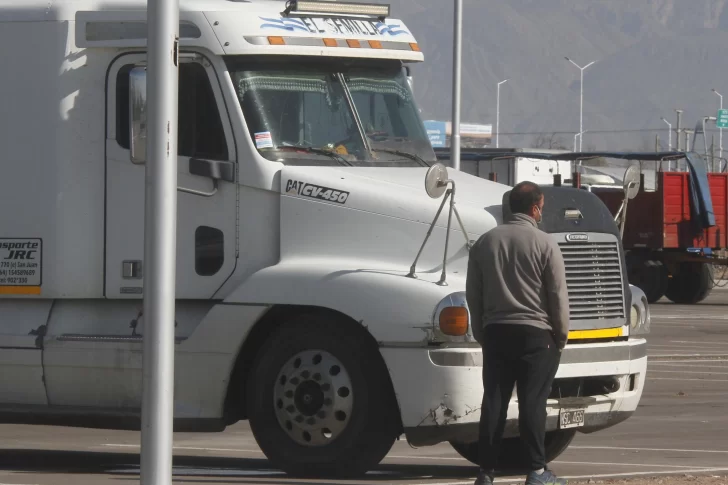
[466,245,484,346]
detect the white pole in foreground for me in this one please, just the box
[496,79,508,148]
[451,0,462,170]
[141,0,179,483]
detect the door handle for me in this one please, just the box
[178,180,218,197]
[189,158,235,182]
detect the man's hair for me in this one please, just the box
[509,181,543,215]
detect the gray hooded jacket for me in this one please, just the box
[466,213,570,349]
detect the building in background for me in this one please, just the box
[424,120,492,148]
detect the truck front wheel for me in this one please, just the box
[246,312,399,478]
[449,429,577,470]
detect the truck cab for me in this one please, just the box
[0,0,649,477]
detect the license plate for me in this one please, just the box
[559,408,585,429]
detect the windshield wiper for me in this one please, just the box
[372,148,430,167]
[276,144,352,167]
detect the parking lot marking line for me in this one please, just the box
[552,460,716,469]
[647,359,728,364]
[650,361,728,367]
[651,315,728,320]
[372,455,722,469]
[649,369,728,375]
[648,346,726,351]
[649,353,728,358]
[426,469,728,485]
[648,376,728,382]
[102,443,264,454]
[571,445,728,454]
[650,364,728,369]
[669,340,728,346]
[385,456,463,461]
[176,446,263,454]
[101,445,473,461]
[654,323,728,328]
[556,467,728,479]
[650,342,725,347]
[650,366,728,370]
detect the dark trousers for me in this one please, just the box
[478,323,561,471]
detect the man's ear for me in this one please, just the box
[501,190,512,220]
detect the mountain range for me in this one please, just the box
[392,0,728,153]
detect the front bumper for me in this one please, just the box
[380,338,647,447]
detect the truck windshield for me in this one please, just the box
[227,57,435,167]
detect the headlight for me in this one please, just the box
[439,307,469,336]
[433,292,471,341]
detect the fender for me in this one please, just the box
[223,261,470,345]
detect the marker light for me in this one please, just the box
[285,0,391,18]
[439,307,469,336]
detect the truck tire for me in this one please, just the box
[629,259,668,303]
[665,262,714,304]
[246,312,399,478]
[449,430,577,470]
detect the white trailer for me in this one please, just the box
[0,0,650,477]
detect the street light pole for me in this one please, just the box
[140,0,179,483]
[573,130,587,154]
[713,89,723,161]
[661,116,673,171]
[565,57,595,152]
[661,117,672,150]
[451,0,463,170]
[496,79,508,148]
[675,109,683,151]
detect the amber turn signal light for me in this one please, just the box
[439,307,468,336]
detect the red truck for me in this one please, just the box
[438,148,723,305]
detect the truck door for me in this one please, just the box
[105,54,237,299]
[39,54,238,410]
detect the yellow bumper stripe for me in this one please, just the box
[568,327,623,340]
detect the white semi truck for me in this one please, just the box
[0,0,650,477]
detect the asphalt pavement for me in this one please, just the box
[2,292,728,485]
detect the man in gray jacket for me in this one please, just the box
[466,181,570,485]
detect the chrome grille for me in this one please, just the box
[557,240,625,320]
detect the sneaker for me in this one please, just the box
[525,469,567,485]
[474,468,495,485]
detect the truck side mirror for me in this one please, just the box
[129,66,148,164]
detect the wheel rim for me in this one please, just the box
[274,349,354,447]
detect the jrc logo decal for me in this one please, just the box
[0,238,42,288]
[565,233,589,242]
[285,180,350,204]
